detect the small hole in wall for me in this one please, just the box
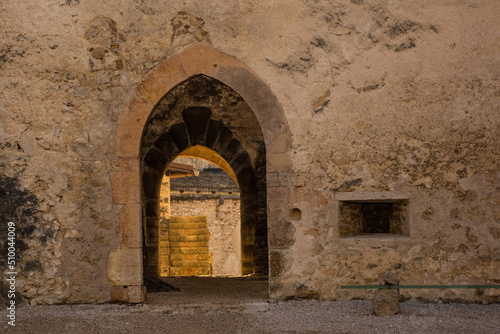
[291,208,302,221]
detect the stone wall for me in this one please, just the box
[0,0,499,304]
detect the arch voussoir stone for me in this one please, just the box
[229,151,252,175]
[143,148,170,172]
[204,119,224,150]
[212,127,233,155]
[153,133,180,162]
[221,138,243,162]
[182,107,213,145]
[235,166,257,194]
[115,94,154,158]
[169,123,191,151]
[136,54,186,105]
[141,166,163,199]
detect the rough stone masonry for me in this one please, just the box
[0,0,499,304]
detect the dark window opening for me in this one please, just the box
[361,203,391,233]
[339,200,409,237]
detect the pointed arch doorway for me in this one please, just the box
[141,75,267,279]
[109,44,292,303]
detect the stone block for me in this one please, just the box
[379,270,400,286]
[373,270,401,316]
[171,260,211,268]
[183,267,209,276]
[182,106,213,145]
[169,253,211,261]
[335,191,410,202]
[169,228,210,236]
[268,219,295,248]
[143,147,169,171]
[269,250,286,279]
[215,51,248,76]
[115,94,153,158]
[120,204,142,248]
[169,234,210,242]
[169,247,208,254]
[145,226,159,245]
[107,248,143,286]
[267,187,291,214]
[158,240,170,248]
[169,241,209,248]
[168,222,204,229]
[110,285,128,303]
[373,289,400,316]
[275,171,298,187]
[136,54,186,105]
[110,172,140,204]
[142,168,162,200]
[145,199,159,217]
[179,43,220,78]
[127,285,147,304]
[112,157,140,172]
[267,153,292,172]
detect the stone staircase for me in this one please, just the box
[166,216,212,276]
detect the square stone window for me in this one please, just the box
[336,192,409,237]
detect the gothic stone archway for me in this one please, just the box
[141,75,266,278]
[108,43,292,303]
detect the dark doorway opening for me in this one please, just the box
[140,75,268,301]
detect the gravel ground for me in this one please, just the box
[2,278,499,333]
[1,300,499,334]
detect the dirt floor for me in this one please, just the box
[1,277,499,334]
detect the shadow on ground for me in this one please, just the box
[145,276,269,305]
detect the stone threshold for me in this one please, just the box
[134,301,270,314]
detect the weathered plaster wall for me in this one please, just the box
[1,0,499,304]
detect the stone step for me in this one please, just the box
[169,234,210,242]
[168,267,212,276]
[169,247,211,255]
[170,260,211,268]
[170,241,209,248]
[169,253,211,261]
[169,216,206,223]
[169,228,211,236]
[138,301,270,314]
[169,222,208,230]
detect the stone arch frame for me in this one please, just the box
[108,43,292,303]
[140,80,267,277]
